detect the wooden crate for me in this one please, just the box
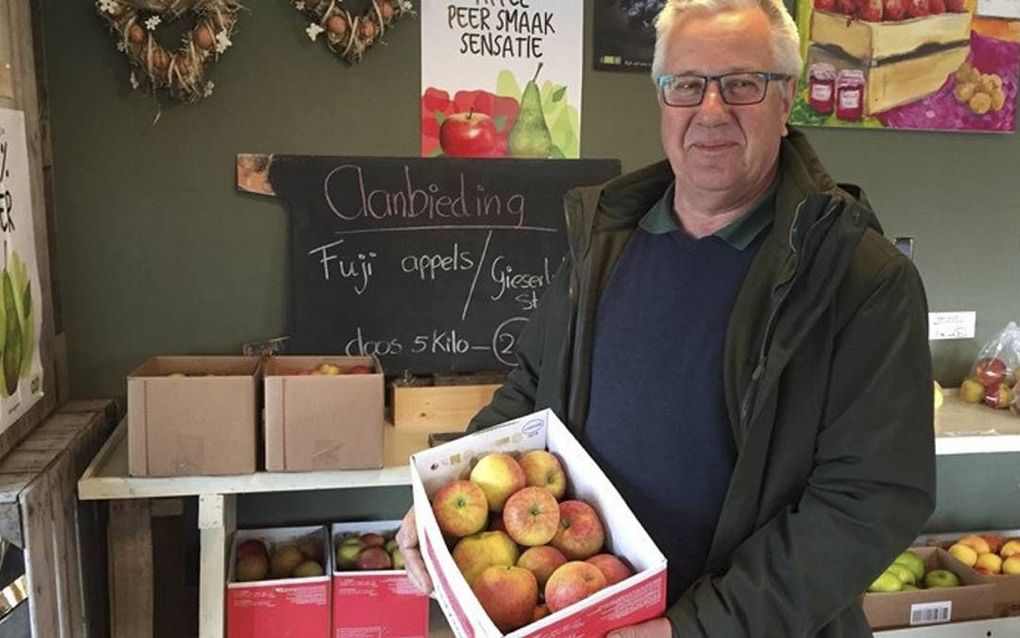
[391,383,501,431]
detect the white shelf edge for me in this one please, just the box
[936,435,1020,456]
[874,615,1020,636]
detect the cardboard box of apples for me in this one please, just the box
[916,531,1020,617]
[862,546,994,629]
[226,526,331,638]
[331,521,430,637]
[410,409,667,637]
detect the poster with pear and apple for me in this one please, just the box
[420,0,583,159]
[0,109,44,434]
[793,0,1019,132]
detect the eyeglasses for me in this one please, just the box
[656,72,791,107]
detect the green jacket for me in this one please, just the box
[468,129,935,637]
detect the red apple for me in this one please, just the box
[503,486,561,546]
[946,0,967,11]
[929,0,946,12]
[976,357,1008,387]
[858,0,884,20]
[360,533,385,548]
[348,364,373,374]
[472,566,539,632]
[532,603,550,622]
[550,500,605,560]
[237,539,268,560]
[907,0,929,17]
[518,450,567,500]
[517,545,568,589]
[815,0,836,9]
[544,561,608,613]
[469,452,527,513]
[355,546,393,570]
[439,110,499,158]
[984,384,1014,409]
[236,553,270,581]
[432,479,489,538]
[982,535,1005,554]
[452,530,520,584]
[883,0,906,19]
[836,0,857,14]
[585,554,634,586]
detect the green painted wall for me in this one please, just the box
[41,2,1020,529]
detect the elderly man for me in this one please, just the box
[398,0,935,635]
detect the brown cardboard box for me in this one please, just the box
[914,530,1020,617]
[863,547,994,629]
[128,356,261,477]
[264,356,383,472]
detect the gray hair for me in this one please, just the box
[651,0,803,80]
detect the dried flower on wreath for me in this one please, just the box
[95,0,242,103]
[295,0,415,63]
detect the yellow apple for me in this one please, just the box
[431,479,489,538]
[469,452,526,512]
[975,552,1003,574]
[518,450,567,500]
[960,378,985,403]
[452,530,520,584]
[948,543,978,567]
[893,551,925,582]
[1003,555,1020,574]
[958,534,992,555]
[934,381,944,410]
[1000,539,1020,558]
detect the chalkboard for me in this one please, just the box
[250,156,620,375]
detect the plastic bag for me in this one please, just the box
[961,321,1020,409]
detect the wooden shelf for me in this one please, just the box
[77,418,431,501]
[935,389,1020,455]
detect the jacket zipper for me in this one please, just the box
[738,197,841,429]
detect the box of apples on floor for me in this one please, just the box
[411,409,667,637]
[331,521,430,637]
[226,526,331,638]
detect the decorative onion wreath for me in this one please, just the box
[295,0,414,63]
[95,0,241,103]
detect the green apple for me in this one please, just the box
[923,569,960,588]
[901,584,919,591]
[887,563,916,586]
[868,570,904,593]
[336,538,363,570]
[893,551,926,582]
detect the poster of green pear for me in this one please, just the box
[420,0,582,159]
[0,108,45,431]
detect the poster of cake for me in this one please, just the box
[420,0,583,159]
[792,0,1019,132]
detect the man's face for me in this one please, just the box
[658,8,795,208]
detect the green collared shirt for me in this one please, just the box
[638,179,778,250]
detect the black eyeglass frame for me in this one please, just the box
[656,71,792,107]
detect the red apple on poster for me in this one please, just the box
[858,0,884,20]
[836,0,857,15]
[439,109,499,158]
[907,0,929,18]
[946,0,967,11]
[815,0,836,9]
[883,0,906,19]
[929,0,946,13]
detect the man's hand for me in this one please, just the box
[394,506,433,595]
[606,618,673,638]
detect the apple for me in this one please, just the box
[975,566,995,576]
[586,554,634,586]
[348,364,373,374]
[946,0,967,11]
[236,554,269,582]
[867,570,903,593]
[439,110,500,158]
[858,0,884,20]
[391,547,406,570]
[360,533,385,548]
[960,378,986,403]
[982,534,1005,554]
[948,543,978,567]
[532,604,550,622]
[518,450,567,500]
[814,0,835,8]
[356,546,393,570]
[886,563,916,586]
[432,479,489,537]
[958,534,992,555]
[545,561,608,612]
[836,0,857,14]
[452,530,520,584]
[907,0,929,17]
[270,545,305,578]
[517,545,568,589]
[293,560,325,577]
[295,537,324,563]
[924,569,961,588]
[975,357,1007,387]
[385,538,399,554]
[1003,556,1020,574]
[985,384,1014,409]
[1000,539,1020,558]
[470,453,526,512]
[893,551,925,582]
[336,537,364,570]
[882,0,906,19]
[503,486,561,546]
[550,500,605,560]
[975,552,1003,574]
[471,566,539,632]
[237,539,268,560]
[929,0,946,12]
